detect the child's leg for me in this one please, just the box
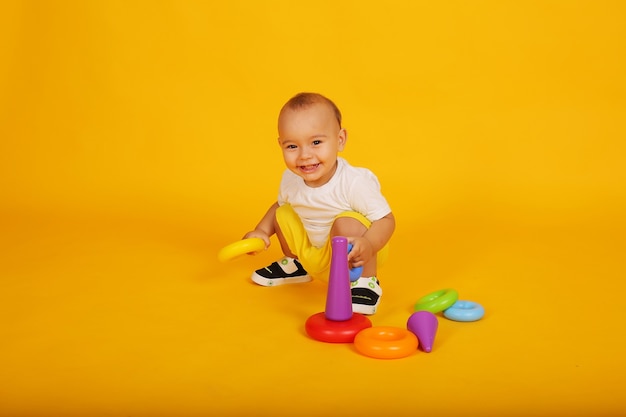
[274,215,297,259]
[250,205,312,286]
[330,216,377,277]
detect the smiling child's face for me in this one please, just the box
[277,101,346,188]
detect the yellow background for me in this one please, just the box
[1,1,625,416]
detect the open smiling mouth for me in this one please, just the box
[299,163,320,173]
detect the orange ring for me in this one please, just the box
[354,326,418,359]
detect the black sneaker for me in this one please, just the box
[251,257,312,286]
[351,277,382,315]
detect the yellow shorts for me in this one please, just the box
[275,204,389,281]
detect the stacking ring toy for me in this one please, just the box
[414,288,459,313]
[305,313,372,343]
[217,238,265,262]
[354,326,418,359]
[443,300,485,322]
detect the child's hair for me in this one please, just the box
[282,92,342,128]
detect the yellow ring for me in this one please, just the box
[217,238,265,262]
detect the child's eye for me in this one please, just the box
[286,144,297,149]
[312,140,322,145]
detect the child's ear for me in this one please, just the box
[338,128,347,150]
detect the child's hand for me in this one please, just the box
[347,236,374,268]
[242,231,271,253]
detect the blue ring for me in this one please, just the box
[443,300,485,322]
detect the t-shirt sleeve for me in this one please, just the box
[277,169,296,206]
[349,170,392,221]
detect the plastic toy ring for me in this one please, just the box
[305,312,372,343]
[354,326,418,359]
[217,238,265,262]
[414,288,459,313]
[443,300,485,322]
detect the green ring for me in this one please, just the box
[414,289,459,313]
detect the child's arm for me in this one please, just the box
[348,212,396,268]
[243,202,279,250]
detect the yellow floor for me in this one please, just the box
[1,205,625,416]
[2,1,626,415]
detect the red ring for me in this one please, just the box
[305,312,372,343]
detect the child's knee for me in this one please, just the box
[331,216,367,237]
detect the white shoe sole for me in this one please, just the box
[251,274,312,287]
[352,302,378,315]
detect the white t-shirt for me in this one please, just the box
[277,157,392,248]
